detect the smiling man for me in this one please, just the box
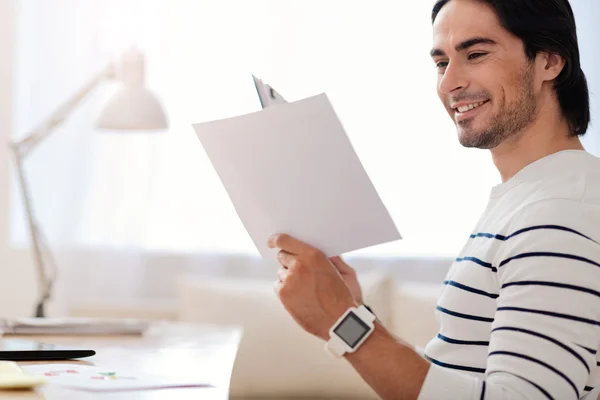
[268,0,600,399]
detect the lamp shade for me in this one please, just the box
[96,47,168,131]
[96,86,168,130]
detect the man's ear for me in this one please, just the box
[538,51,566,82]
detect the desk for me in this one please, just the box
[0,322,242,400]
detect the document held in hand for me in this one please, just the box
[192,93,401,259]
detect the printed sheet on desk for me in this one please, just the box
[22,364,213,392]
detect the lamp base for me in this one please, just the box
[34,302,46,318]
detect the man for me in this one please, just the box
[268,0,600,399]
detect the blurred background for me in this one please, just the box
[0,0,598,317]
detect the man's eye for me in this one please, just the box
[468,53,486,60]
[435,61,448,69]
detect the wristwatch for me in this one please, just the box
[325,305,376,358]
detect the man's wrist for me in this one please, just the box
[344,321,424,371]
[344,321,430,400]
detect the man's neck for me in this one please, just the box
[490,111,585,183]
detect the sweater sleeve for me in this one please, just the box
[418,199,600,400]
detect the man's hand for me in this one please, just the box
[268,233,429,400]
[268,233,358,341]
[330,256,364,304]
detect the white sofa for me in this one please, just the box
[175,272,443,399]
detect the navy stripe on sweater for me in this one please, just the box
[445,280,499,299]
[491,327,590,373]
[576,344,597,355]
[502,281,600,298]
[437,333,490,346]
[455,257,497,272]
[456,252,600,277]
[497,307,600,326]
[480,381,486,400]
[489,351,579,398]
[470,225,598,244]
[499,252,600,269]
[425,354,486,374]
[437,306,495,323]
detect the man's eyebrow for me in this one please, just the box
[456,37,497,51]
[430,37,498,58]
[430,48,446,57]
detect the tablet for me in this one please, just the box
[0,339,95,361]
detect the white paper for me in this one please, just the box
[192,93,401,259]
[22,365,212,392]
[252,75,287,108]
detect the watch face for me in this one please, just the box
[333,311,370,348]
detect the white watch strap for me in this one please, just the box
[356,305,376,322]
[325,336,347,358]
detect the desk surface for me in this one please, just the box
[0,322,242,400]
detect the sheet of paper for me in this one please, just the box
[252,75,287,108]
[22,365,213,392]
[192,93,401,259]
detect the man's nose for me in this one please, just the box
[439,63,468,95]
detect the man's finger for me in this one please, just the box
[277,250,297,268]
[268,233,312,255]
[277,267,288,283]
[330,256,354,274]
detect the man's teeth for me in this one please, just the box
[457,101,487,113]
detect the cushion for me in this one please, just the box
[176,271,394,399]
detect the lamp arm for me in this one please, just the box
[11,149,50,317]
[8,62,115,317]
[12,63,116,158]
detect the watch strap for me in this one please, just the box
[356,305,376,323]
[325,336,347,358]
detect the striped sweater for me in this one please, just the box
[417,150,600,400]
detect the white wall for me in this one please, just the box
[0,0,36,317]
[574,0,600,155]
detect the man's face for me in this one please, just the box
[431,0,538,149]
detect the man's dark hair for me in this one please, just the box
[432,0,590,137]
